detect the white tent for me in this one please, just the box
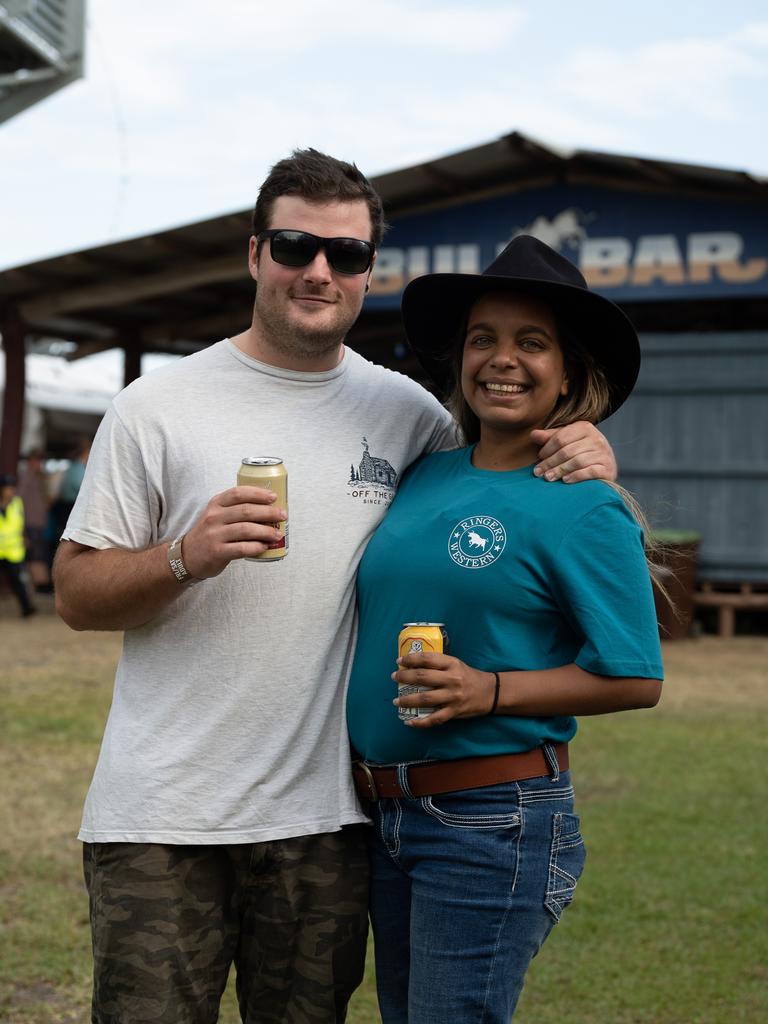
[0,349,179,456]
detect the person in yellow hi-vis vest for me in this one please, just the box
[0,474,36,618]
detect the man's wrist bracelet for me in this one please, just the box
[168,535,197,585]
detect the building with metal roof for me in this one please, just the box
[1,130,766,599]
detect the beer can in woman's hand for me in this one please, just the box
[397,622,449,720]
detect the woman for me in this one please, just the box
[347,235,664,1023]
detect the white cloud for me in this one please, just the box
[729,19,768,47]
[93,0,526,58]
[350,2,527,51]
[1,1,766,272]
[560,29,767,121]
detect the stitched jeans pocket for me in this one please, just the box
[544,811,586,921]
[422,782,521,830]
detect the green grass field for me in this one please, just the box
[1,598,766,1023]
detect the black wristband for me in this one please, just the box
[489,671,501,715]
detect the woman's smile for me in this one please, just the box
[481,381,529,395]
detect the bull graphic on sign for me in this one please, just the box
[512,208,595,252]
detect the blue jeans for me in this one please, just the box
[368,752,585,1023]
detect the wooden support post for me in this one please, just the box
[123,338,143,388]
[719,606,735,639]
[694,584,768,637]
[0,303,27,476]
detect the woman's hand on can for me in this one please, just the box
[392,653,497,727]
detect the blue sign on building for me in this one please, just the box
[368,185,768,306]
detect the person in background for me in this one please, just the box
[58,437,91,511]
[0,474,36,618]
[348,235,664,1023]
[16,448,52,593]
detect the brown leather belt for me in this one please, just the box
[352,744,568,803]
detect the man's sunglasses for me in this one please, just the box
[257,229,374,276]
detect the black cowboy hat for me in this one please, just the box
[401,234,640,419]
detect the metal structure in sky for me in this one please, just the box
[0,0,85,123]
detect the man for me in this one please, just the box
[16,448,52,591]
[0,473,36,617]
[54,148,617,1024]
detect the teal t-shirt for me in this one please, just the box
[347,446,663,764]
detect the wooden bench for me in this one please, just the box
[693,582,768,638]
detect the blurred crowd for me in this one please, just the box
[0,436,91,618]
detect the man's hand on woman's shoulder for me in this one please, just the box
[531,423,617,484]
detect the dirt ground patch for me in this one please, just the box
[0,595,122,673]
[1,596,766,1024]
[2,595,765,710]
[659,635,768,711]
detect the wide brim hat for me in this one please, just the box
[401,234,640,419]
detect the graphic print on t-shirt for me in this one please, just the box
[347,437,398,507]
[449,515,507,569]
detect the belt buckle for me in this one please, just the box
[355,761,379,802]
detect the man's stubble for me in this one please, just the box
[253,287,363,363]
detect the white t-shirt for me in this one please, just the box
[64,340,455,844]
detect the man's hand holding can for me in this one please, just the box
[180,485,287,580]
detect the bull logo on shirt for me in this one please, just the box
[449,516,506,569]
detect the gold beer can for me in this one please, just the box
[237,457,288,562]
[397,622,449,720]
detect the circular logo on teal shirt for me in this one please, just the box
[448,516,506,569]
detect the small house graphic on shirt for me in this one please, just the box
[349,438,397,488]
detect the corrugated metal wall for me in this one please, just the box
[602,332,768,582]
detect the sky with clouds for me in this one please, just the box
[0,0,766,271]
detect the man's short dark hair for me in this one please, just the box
[251,148,387,247]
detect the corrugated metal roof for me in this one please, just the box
[1,130,766,357]
[371,131,767,211]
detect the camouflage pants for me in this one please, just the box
[82,828,370,1024]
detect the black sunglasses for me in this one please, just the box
[257,229,374,276]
